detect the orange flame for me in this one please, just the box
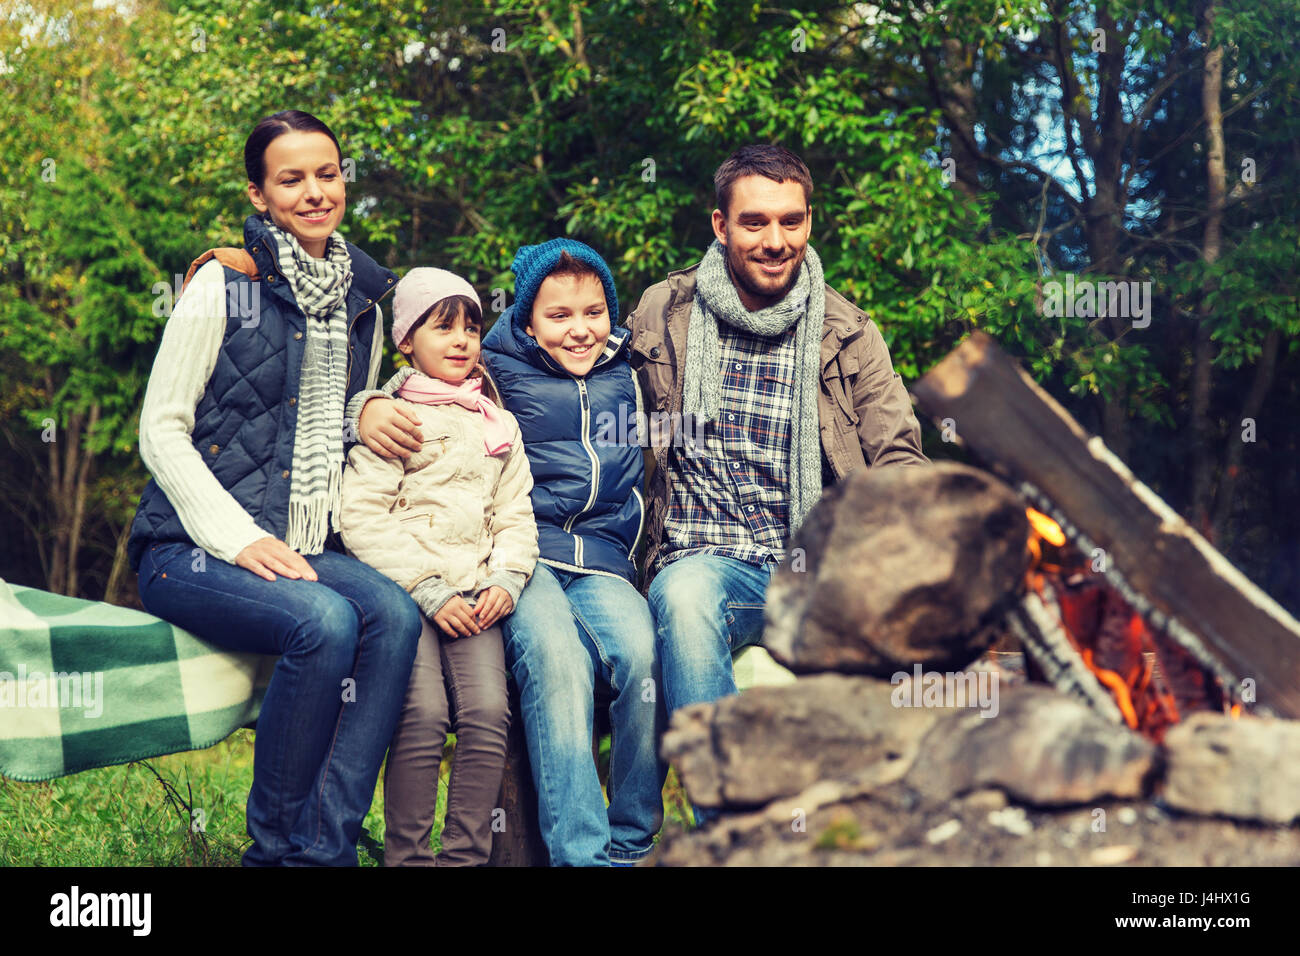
[1026,507,1066,547]
[1022,507,1199,742]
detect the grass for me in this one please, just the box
[0,730,696,866]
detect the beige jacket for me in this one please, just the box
[339,366,539,617]
[625,262,929,587]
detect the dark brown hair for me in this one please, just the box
[547,249,603,284]
[406,294,484,341]
[244,110,343,189]
[713,144,813,217]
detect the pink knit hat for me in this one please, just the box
[391,267,482,347]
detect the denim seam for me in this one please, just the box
[609,842,656,862]
[512,652,568,864]
[300,592,369,860]
[570,606,615,686]
[568,604,619,851]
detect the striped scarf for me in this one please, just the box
[264,218,353,555]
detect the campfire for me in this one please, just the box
[1020,506,1236,742]
[645,333,1300,866]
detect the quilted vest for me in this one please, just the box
[127,214,398,572]
[481,304,645,582]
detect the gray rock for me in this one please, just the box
[660,674,939,809]
[1163,712,1300,824]
[904,684,1159,806]
[764,462,1029,676]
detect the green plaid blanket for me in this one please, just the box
[0,579,275,782]
[0,576,793,784]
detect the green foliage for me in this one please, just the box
[1,0,1297,600]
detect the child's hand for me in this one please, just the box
[473,586,513,629]
[433,595,482,638]
[359,397,423,460]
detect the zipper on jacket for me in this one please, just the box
[346,283,397,390]
[563,377,602,563]
[630,486,645,556]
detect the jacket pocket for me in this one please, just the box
[630,328,672,411]
[823,372,859,426]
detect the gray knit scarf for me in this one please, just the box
[264,218,353,555]
[683,238,825,536]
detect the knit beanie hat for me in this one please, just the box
[510,238,619,327]
[391,267,482,348]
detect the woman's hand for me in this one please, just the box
[434,595,482,638]
[473,586,513,630]
[359,398,423,460]
[235,536,319,582]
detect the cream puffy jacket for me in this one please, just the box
[339,366,539,618]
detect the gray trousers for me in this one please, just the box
[383,614,510,866]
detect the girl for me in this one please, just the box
[338,269,538,866]
[481,239,667,866]
[128,110,422,866]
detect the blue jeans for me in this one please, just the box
[503,563,667,866]
[137,540,421,866]
[647,553,773,716]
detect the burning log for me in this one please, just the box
[911,332,1300,718]
[1006,583,1126,725]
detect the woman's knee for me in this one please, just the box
[286,592,361,662]
[368,582,424,647]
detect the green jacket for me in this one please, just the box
[624,261,929,590]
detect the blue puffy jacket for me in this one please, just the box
[481,305,645,582]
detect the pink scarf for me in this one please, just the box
[394,370,513,456]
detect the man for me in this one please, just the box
[625,144,929,725]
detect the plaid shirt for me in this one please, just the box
[655,320,798,574]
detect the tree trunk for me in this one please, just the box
[1210,328,1281,540]
[103,515,134,606]
[938,38,981,198]
[1189,6,1226,537]
[1071,8,1133,463]
[66,402,100,598]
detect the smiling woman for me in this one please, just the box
[124,110,422,866]
[245,118,347,258]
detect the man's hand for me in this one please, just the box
[473,586,514,629]
[235,536,319,582]
[359,398,423,460]
[434,595,483,638]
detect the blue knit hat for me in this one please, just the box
[510,238,618,327]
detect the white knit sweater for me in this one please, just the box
[137,259,385,564]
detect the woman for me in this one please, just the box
[128,110,421,866]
